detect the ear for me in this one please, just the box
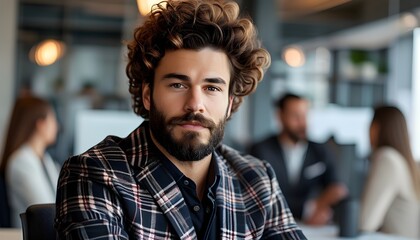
[142,82,151,111]
[34,117,47,135]
[35,118,44,129]
[276,109,283,124]
[226,96,234,119]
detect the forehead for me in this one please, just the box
[155,47,231,83]
[284,99,308,111]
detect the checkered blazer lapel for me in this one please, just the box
[216,180,248,236]
[135,156,197,240]
[216,152,248,236]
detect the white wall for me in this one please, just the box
[308,106,372,158]
[412,29,420,161]
[0,0,18,157]
[388,30,420,161]
[74,110,142,155]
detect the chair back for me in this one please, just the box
[20,203,56,240]
[0,174,11,227]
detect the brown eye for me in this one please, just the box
[206,86,221,92]
[170,83,185,89]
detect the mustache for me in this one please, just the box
[169,112,216,129]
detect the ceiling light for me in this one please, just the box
[282,45,306,68]
[400,13,418,29]
[137,0,164,16]
[29,39,66,66]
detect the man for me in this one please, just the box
[250,93,348,226]
[55,1,306,239]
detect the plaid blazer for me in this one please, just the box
[55,121,306,239]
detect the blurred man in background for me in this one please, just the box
[250,93,348,225]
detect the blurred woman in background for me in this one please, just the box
[360,105,420,238]
[0,96,60,227]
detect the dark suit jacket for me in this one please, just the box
[250,135,339,219]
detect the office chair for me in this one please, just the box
[0,174,11,227]
[20,203,57,240]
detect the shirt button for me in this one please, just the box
[183,180,189,186]
[206,207,211,214]
[193,205,200,212]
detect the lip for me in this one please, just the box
[178,121,206,130]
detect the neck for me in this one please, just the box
[27,135,46,159]
[149,131,212,200]
[279,132,297,146]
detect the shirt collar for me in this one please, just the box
[159,150,221,187]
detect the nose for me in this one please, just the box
[184,87,205,113]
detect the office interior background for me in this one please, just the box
[1,0,420,196]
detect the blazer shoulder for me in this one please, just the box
[307,140,332,156]
[249,135,280,156]
[307,140,324,149]
[251,135,278,149]
[81,135,124,156]
[61,135,132,180]
[218,144,275,179]
[219,144,263,164]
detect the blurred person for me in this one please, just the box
[250,93,348,225]
[0,96,60,227]
[359,106,420,238]
[77,82,104,109]
[18,81,33,98]
[54,0,307,239]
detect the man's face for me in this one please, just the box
[142,47,232,161]
[279,99,308,143]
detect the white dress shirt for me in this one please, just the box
[281,141,308,186]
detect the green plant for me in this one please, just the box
[349,49,369,65]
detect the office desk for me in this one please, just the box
[0,228,21,240]
[1,226,415,240]
[300,224,416,240]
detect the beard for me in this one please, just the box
[284,127,307,143]
[148,101,227,162]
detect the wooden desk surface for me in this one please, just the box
[0,228,22,240]
[299,224,417,240]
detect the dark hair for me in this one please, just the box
[371,105,420,198]
[0,96,52,174]
[274,92,304,110]
[126,0,271,119]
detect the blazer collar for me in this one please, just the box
[214,145,247,235]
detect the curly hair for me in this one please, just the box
[126,0,271,119]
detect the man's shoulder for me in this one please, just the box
[307,140,331,154]
[249,135,280,156]
[217,144,272,177]
[252,135,278,147]
[308,140,323,146]
[80,135,125,159]
[63,135,129,174]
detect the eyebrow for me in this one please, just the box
[162,73,227,85]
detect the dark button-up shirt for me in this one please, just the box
[159,152,220,239]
